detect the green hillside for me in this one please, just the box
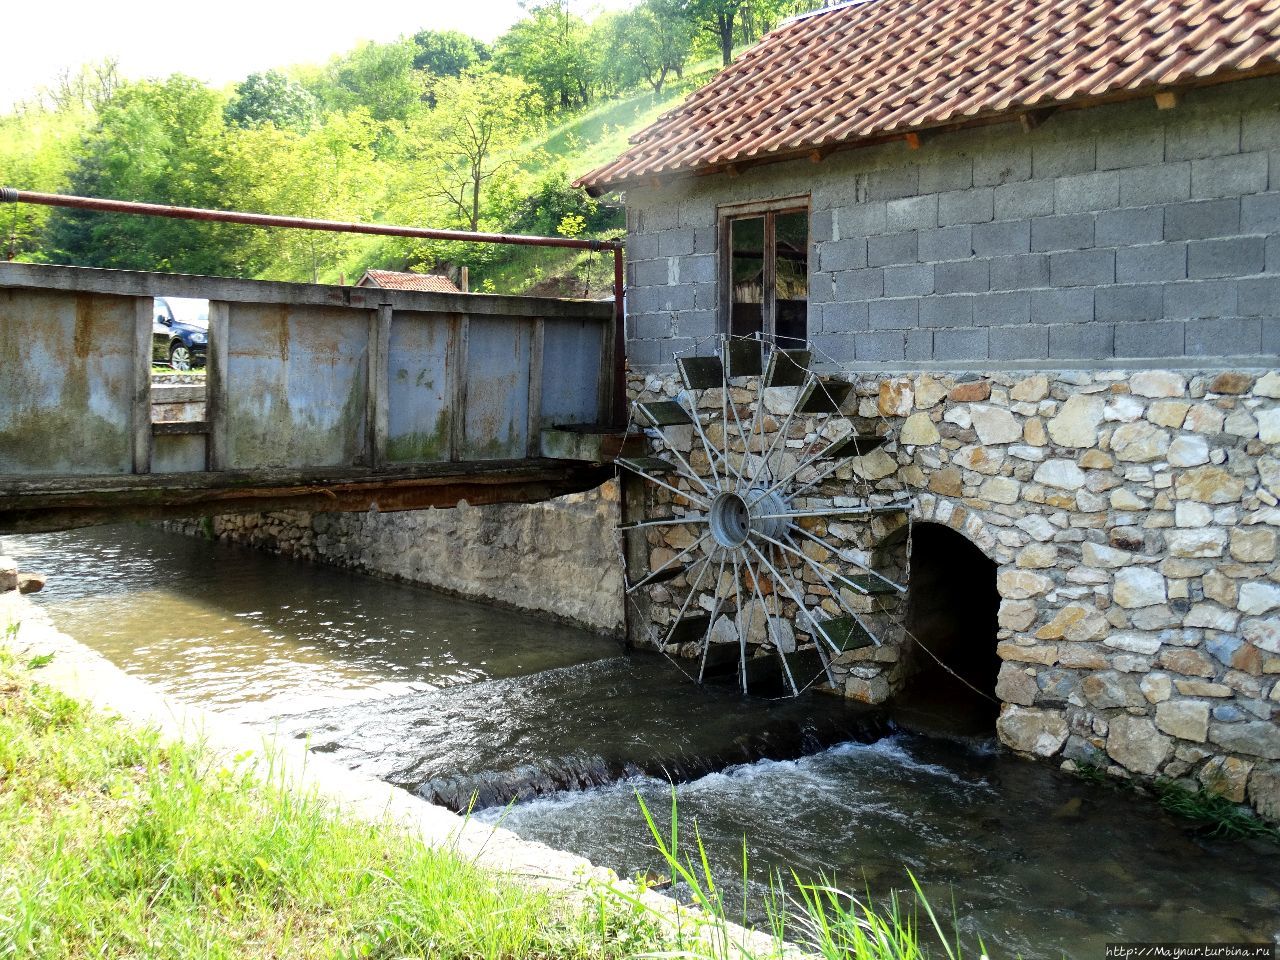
[0,0,789,294]
[340,72,713,297]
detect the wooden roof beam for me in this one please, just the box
[1018,107,1057,132]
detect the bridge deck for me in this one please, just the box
[0,460,613,533]
[0,263,623,533]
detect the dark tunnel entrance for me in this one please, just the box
[892,522,1001,735]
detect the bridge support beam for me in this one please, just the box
[0,461,613,535]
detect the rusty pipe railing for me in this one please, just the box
[1,187,628,425]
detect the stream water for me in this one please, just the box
[6,524,1278,957]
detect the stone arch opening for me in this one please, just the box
[894,521,1000,733]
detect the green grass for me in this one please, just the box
[1068,760,1278,845]
[0,639,986,959]
[528,68,719,179]
[0,647,659,959]
[150,365,205,378]
[1153,778,1280,843]
[615,791,987,960]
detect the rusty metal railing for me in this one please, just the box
[0,187,627,425]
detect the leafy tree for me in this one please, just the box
[0,106,88,261]
[738,0,814,44]
[405,69,543,234]
[41,59,121,113]
[42,76,249,275]
[313,39,424,123]
[681,0,746,66]
[220,110,385,281]
[224,71,316,131]
[609,0,693,95]
[412,30,490,77]
[495,2,595,110]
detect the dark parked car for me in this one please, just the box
[152,297,209,370]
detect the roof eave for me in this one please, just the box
[580,64,1280,201]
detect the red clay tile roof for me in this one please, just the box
[358,269,461,293]
[578,0,1280,194]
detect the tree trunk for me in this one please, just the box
[651,65,668,95]
[719,14,734,66]
[470,169,481,233]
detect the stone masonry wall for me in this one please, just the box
[623,76,1279,368]
[167,486,624,634]
[624,365,1280,824]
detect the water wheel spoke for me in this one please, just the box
[788,524,905,594]
[745,539,843,677]
[775,533,883,651]
[616,456,711,508]
[657,554,715,650]
[741,549,798,696]
[697,553,731,684]
[635,402,717,498]
[748,530,881,652]
[751,502,912,523]
[686,396,729,490]
[773,538,836,688]
[618,514,709,532]
[756,363,817,490]
[732,550,754,695]
[625,534,711,594]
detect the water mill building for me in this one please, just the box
[577,0,1280,821]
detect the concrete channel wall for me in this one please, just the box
[616,76,1280,822]
[167,483,625,635]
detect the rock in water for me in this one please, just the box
[17,573,46,595]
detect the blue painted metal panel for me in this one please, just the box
[223,304,369,469]
[462,318,531,460]
[0,289,135,475]
[386,311,453,463]
[540,319,604,428]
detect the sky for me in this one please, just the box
[1,0,634,111]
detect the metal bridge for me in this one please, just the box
[0,261,627,533]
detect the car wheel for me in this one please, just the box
[169,343,192,371]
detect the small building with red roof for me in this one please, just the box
[356,269,462,294]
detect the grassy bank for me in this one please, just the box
[0,646,651,958]
[0,636,977,959]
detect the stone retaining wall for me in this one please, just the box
[625,366,1280,823]
[167,485,624,635]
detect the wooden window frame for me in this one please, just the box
[718,196,811,339]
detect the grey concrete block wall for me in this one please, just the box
[620,76,1280,369]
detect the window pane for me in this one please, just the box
[774,210,808,345]
[729,216,765,338]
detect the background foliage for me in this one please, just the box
[0,0,823,292]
